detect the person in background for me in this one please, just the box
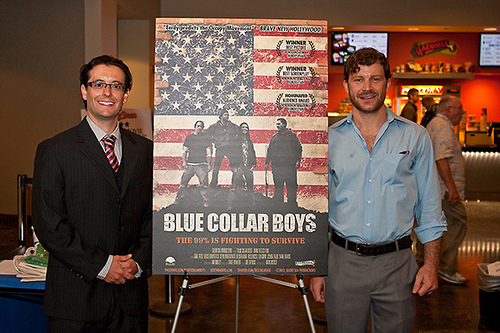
[401,88,420,122]
[310,48,447,333]
[32,55,152,332]
[426,95,467,285]
[420,96,438,128]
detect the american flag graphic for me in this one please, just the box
[153,18,328,212]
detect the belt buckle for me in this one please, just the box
[355,242,368,256]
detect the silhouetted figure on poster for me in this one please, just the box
[265,118,302,206]
[174,120,212,207]
[206,110,241,188]
[236,122,257,192]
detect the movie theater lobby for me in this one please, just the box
[1,200,499,332]
[2,1,500,332]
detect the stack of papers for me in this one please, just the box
[5,246,48,282]
[0,260,18,275]
[13,254,47,282]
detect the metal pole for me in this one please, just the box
[252,275,317,333]
[149,275,191,317]
[297,275,316,333]
[235,276,240,333]
[171,274,190,333]
[167,274,175,303]
[17,175,26,245]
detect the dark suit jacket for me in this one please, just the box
[401,101,418,122]
[32,119,152,321]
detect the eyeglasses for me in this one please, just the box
[87,81,126,92]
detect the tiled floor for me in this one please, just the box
[2,200,500,332]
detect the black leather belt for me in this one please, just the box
[332,232,412,256]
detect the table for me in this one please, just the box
[0,264,47,333]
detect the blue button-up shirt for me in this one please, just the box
[329,107,446,244]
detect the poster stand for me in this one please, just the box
[169,272,316,333]
[252,274,316,332]
[149,275,192,317]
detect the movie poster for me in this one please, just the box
[153,18,328,275]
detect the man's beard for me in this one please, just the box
[349,90,385,114]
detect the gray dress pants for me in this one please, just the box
[324,242,418,333]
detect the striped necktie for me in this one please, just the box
[103,135,119,172]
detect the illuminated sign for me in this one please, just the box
[400,85,444,96]
[410,40,458,59]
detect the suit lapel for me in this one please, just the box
[120,129,139,197]
[76,120,121,194]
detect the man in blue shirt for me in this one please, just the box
[310,48,447,333]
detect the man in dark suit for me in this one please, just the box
[32,55,152,332]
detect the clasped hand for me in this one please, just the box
[104,254,138,285]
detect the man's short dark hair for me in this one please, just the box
[194,120,204,128]
[277,118,287,127]
[343,48,391,82]
[80,55,133,91]
[407,88,419,98]
[79,55,133,109]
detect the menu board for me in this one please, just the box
[480,33,500,66]
[332,32,388,65]
[152,18,329,276]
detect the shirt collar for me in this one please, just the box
[333,106,397,129]
[435,113,454,127]
[85,116,121,143]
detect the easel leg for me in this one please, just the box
[167,274,316,332]
[168,274,235,332]
[171,273,190,333]
[149,275,191,317]
[296,275,316,333]
[252,274,317,333]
